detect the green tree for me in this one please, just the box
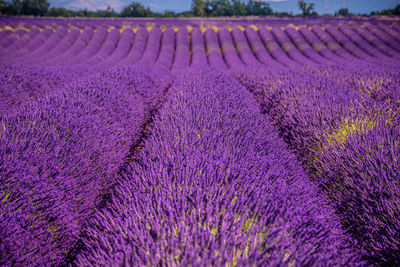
[335,7,350,16]
[298,0,316,16]
[246,0,272,16]
[120,2,152,17]
[1,0,22,15]
[231,0,246,16]
[96,6,117,17]
[207,0,232,16]
[162,10,176,17]
[191,0,207,16]
[0,0,7,14]
[48,7,74,17]
[21,0,50,16]
[375,4,400,15]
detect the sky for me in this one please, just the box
[48,0,400,14]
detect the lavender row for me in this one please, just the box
[172,27,190,71]
[310,63,400,108]
[352,25,400,58]
[117,27,148,67]
[4,16,399,31]
[243,27,283,68]
[0,28,40,58]
[0,66,171,266]
[233,66,400,264]
[2,23,400,70]
[204,28,227,69]
[8,27,68,64]
[0,63,78,115]
[74,67,362,266]
[190,27,208,66]
[154,27,175,70]
[0,29,30,50]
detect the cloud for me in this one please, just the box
[58,0,124,11]
[148,3,160,10]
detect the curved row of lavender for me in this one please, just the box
[1,20,400,72]
[0,66,172,265]
[75,67,362,266]
[233,65,400,264]
[0,17,400,266]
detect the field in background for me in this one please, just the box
[1,16,400,266]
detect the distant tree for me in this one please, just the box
[120,2,152,17]
[210,0,233,16]
[1,0,22,15]
[274,11,293,16]
[96,6,117,17]
[21,0,50,16]
[298,0,317,16]
[231,0,246,16]
[0,0,7,14]
[162,10,176,17]
[373,4,400,15]
[393,4,400,15]
[48,7,74,17]
[177,10,193,17]
[246,0,273,16]
[335,7,350,16]
[191,0,207,16]
[191,0,276,17]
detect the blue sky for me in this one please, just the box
[48,0,400,14]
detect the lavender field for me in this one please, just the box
[0,16,400,266]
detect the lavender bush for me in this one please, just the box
[1,16,400,266]
[0,66,171,266]
[75,67,362,266]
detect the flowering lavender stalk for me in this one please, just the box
[377,23,400,44]
[0,28,31,52]
[233,66,400,264]
[0,29,18,49]
[0,29,13,47]
[137,27,162,65]
[44,28,94,65]
[81,28,121,66]
[96,28,134,69]
[231,27,261,66]
[118,27,148,66]
[285,27,331,64]
[325,25,373,61]
[205,28,227,69]
[3,28,54,61]
[35,28,81,66]
[298,26,349,65]
[12,27,68,64]
[337,24,392,60]
[0,64,76,114]
[190,27,208,66]
[58,27,107,66]
[271,27,318,66]
[0,28,41,59]
[364,23,400,52]
[244,26,283,68]
[218,28,244,68]
[172,27,190,71]
[258,26,301,68]
[352,25,400,58]
[154,27,175,70]
[0,66,172,266]
[310,25,358,61]
[75,67,362,266]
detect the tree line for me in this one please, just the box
[0,0,399,18]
